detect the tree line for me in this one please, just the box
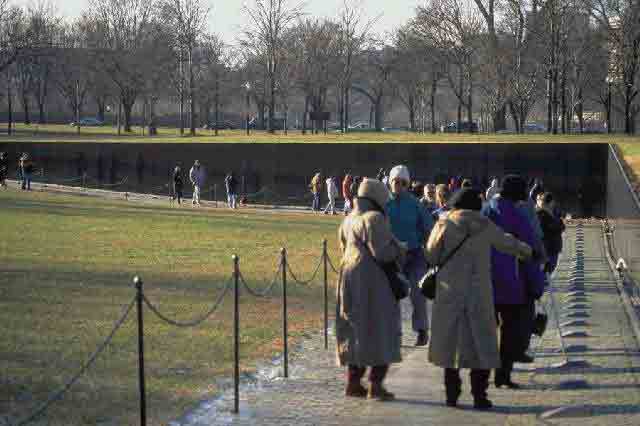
[0,0,638,134]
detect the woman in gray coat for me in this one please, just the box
[336,178,407,401]
[426,188,532,410]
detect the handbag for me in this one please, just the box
[419,233,470,300]
[358,237,409,301]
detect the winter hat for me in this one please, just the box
[389,165,410,183]
[501,174,527,202]
[449,188,483,211]
[357,177,391,209]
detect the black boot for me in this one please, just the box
[494,363,521,389]
[444,368,462,407]
[471,369,492,410]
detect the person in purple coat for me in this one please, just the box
[482,174,546,389]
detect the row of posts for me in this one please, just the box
[132,240,331,425]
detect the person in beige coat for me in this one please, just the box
[425,188,532,410]
[335,178,407,401]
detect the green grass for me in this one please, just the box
[5,122,640,143]
[0,189,342,425]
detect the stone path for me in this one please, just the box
[172,223,640,426]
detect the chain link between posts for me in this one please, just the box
[238,262,282,298]
[142,276,234,327]
[11,297,137,426]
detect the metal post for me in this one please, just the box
[76,80,80,135]
[7,72,12,135]
[232,255,240,414]
[134,276,147,426]
[214,184,218,208]
[281,248,289,378]
[323,239,329,350]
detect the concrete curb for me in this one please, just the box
[601,222,640,348]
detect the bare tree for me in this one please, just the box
[87,0,158,132]
[413,0,484,132]
[243,0,304,133]
[0,0,27,74]
[53,21,90,121]
[159,0,209,136]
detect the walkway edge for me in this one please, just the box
[601,223,640,347]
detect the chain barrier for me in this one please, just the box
[142,276,233,328]
[11,296,136,426]
[238,263,282,298]
[326,255,340,274]
[286,256,323,286]
[87,176,129,188]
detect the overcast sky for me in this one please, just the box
[14,0,420,44]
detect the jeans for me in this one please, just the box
[312,193,320,211]
[343,198,352,214]
[22,173,32,190]
[228,193,237,209]
[403,249,429,333]
[546,253,559,274]
[192,185,201,205]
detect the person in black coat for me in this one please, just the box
[0,152,8,189]
[173,166,184,205]
[536,192,565,274]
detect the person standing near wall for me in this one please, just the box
[225,171,239,209]
[342,174,354,215]
[385,165,434,346]
[0,152,8,190]
[310,172,323,212]
[324,176,339,215]
[21,154,34,191]
[173,165,184,205]
[536,192,565,274]
[189,160,205,207]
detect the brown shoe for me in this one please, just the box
[345,383,368,398]
[367,382,395,401]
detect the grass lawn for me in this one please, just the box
[4,122,640,143]
[618,143,640,193]
[0,189,342,425]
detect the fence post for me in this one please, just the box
[281,247,289,378]
[134,276,147,426]
[232,255,240,414]
[214,184,218,208]
[323,239,328,350]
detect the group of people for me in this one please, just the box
[335,165,565,410]
[0,152,35,191]
[171,160,240,209]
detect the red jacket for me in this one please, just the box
[342,175,353,200]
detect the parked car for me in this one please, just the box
[203,120,237,130]
[441,121,478,133]
[70,118,104,127]
[523,123,546,133]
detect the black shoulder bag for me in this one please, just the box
[358,237,409,301]
[419,233,470,300]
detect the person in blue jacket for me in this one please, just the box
[385,165,435,346]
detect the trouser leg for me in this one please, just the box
[496,304,526,384]
[444,368,462,403]
[470,369,490,400]
[347,365,366,385]
[405,250,428,333]
[368,365,389,384]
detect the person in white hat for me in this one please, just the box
[189,160,206,206]
[385,165,434,346]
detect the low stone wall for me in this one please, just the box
[0,141,608,214]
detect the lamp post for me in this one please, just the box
[245,82,251,136]
[606,76,612,134]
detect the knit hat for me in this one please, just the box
[501,174,527,201]
[449,188,483,211]
[357,177,390,209]
[389,165,410,183]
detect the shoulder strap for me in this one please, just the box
[437,231,471,269]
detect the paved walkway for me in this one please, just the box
[172,223,640,426]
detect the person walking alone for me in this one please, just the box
[385,165,434,346]
[336,178,407,401]
[324,176,339,215]
[426,188,533,410]
[20,154,34,191]
[225,172,239,209]
[0,152,8,190]
[172,165,184,205]
[189,160,205,206]
[536,192,565,274]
